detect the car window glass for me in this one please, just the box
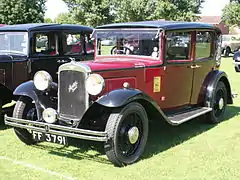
[62,32,86,55]
[195,31,212,59]
[32,32,58,56]
[166,31,191,61]
[0,32,28,55]
[96,29,160,59]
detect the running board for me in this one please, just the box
[167,107,212,125]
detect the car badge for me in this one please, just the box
[68,81,78,93]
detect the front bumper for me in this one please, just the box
[4,115,107,142]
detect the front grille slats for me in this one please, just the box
[58,70,88,120]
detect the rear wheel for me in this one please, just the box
[13,96,38,145]
[104,102,148,167]
[224,47,231,57]
[206,81,227,124]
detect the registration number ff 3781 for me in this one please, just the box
[32,131,67,145]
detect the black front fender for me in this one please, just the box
[96,88,143,108]
[96,88,170,123]
[14,81,57,120]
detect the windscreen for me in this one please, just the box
[96,29,160,59]
[0,32,28,55]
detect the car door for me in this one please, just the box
[159,30,194,109]
[190,30,216,104]
[29,31,62,82]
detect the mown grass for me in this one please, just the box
[1,57,240,180]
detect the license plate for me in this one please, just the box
[32,131,67,145]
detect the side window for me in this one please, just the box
[166,31,191,61]
[196,31,213,59]
[85,33,94,55]
[32,32,58,56]
[62,32,84,55]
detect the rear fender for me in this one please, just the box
[14,81,57,120]
[204,70,233,107]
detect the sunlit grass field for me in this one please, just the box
[1,57,240,180]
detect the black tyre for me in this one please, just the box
[206,81,227,124]
[224,47,230,57]
[235,67,240,72]
[13,96,38,145]
[104,102,148,167]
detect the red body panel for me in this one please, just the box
[82,57,162,72]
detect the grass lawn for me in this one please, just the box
[1,57,240,180]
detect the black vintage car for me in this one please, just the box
[0,23,94,111]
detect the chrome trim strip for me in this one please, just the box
[5,115,107,142]
[58,61,91,73]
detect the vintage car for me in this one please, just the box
[233,49,240,72]
[5,20,233,167]
[221,34,240,57]
[0,23,93,112]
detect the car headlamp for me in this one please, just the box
[33,71,53,91]
[42,108,57,124]
[86,74,105,96]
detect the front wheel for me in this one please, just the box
[13,96,38,145]
[206,81,227,124]
[104,102,149,167]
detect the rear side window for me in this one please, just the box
[62,32,94,55]
[32,32,58,56]
[166,31,191,61]
[195,31,212,59]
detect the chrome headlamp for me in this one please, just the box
[86,74,105,96]
[33,71,53,91]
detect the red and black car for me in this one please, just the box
[0,23,93,111]
[5,20,232,166]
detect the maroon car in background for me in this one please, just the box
[0,23,94,113]
[5,20,233,166]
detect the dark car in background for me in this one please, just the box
[0,23,94,112]
[233,50,240,72]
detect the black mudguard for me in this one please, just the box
[95,88,171,124]
[204,70,233,107]
[0,84,14,105]
[13,81,57,120]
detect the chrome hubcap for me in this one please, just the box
[219,98,224,110]
[128,126,139,144]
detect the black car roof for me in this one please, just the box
[96,20,221,32]
[0,23,93,32]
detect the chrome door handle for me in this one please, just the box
[188,64,201,69]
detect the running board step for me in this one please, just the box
[167,107,212,125]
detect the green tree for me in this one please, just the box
[0,0,46,24]
[113,0,205,22]
[63,0,204,27]
[222,2,240,26]
[44,18,53,23]
[63,0,114,27]
[54,13,77,24]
